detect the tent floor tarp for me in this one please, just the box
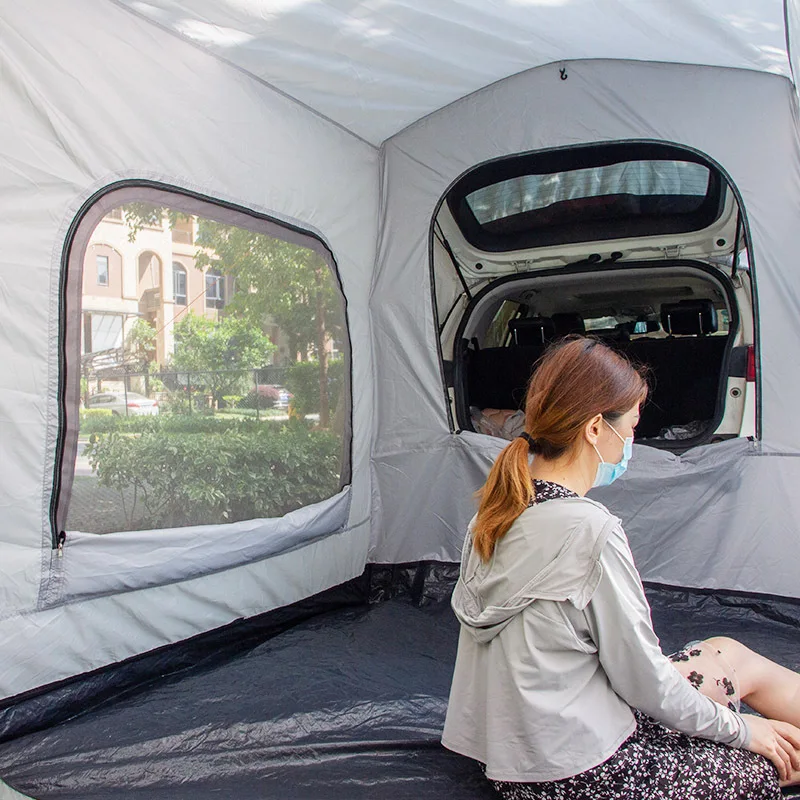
[1,570,799,799]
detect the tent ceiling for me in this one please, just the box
[117,0,792,145]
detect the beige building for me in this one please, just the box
[82,210,283,368]
[82,209,337,377]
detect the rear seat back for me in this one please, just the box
[552,313,586,338]
[467,345,546,410]
[625,335,727,438]
[661,300,718,336]
[468,300,729,440]
[508,316,555,346]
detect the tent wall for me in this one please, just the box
[370,59,800,597]
[0,0,377,700]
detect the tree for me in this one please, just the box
[194,221,344,427]
[121,205,345,428]
[171,312,276,407]
[124,318,157,366]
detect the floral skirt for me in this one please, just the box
[489,712,779,800]
[488,641,780,800]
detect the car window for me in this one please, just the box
[484,301,522,347]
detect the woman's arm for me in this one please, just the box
[583,525,749,747]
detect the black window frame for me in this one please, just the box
[53,181,353,549]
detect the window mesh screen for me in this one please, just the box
[66,198,348,534]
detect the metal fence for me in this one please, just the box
[82,364,291,418]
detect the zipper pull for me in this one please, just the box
[57,531,66,558]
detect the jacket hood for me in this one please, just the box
[451,497,619,643]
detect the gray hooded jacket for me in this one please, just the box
[441,496,748,783]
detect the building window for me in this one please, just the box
[96,255,109,286]
[173,263,187,306]
[205,269,224,309]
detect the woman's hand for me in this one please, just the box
[742,714,800,782]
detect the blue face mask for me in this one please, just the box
[592,420,633,488]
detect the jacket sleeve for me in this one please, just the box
[583,524,749,749]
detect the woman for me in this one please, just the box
[442,337,800,799]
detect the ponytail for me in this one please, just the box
[472,436,534,561]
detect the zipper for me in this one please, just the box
[48,210,77,550]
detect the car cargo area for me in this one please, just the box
[454,262,751,447]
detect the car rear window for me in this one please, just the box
[446,143,725,252]
[466,161,711,231]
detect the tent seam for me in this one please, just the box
[383,57,796,146]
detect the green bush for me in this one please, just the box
[284,358,345,416]
[79,413,285,437]
[83,423,342,530]
[79,409,115,434]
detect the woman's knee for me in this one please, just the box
[701,636,771,699]
[702,636,742,653]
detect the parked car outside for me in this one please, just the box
[86,392,159,416]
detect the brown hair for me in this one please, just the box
[472,337,648,561]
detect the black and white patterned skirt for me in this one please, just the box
[488,710,779,800]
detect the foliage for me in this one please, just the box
[121,203,346,426]
[84,424,342,530]
[284,358,345,416]
[121,203,190,243]
[240,384,284,410]
[193,221,345,361]
[124,318,157,367]
[79,413,275,436]
[79,409,114,431]
[171,312,275,404]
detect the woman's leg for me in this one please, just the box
[670,636,800,788]
[703,637,800,728]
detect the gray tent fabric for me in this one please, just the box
[369,60,800,596]
[0,0,799,724]
[0,0,376,700]
[112,0,796,145]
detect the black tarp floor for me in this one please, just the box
[1,573,800,799]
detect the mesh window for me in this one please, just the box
[61,190,350,535]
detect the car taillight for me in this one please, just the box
[746,345,756,382]
[127,402,140,408]
[152,401,158,408]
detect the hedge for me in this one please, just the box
[83,423,342,531]
[284,358,345,416]
[78,412,282,436]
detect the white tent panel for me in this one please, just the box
[0,518,368,699]
[116,0,792,144]
[0,0,377,695]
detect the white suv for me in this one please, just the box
[432,142,756,449]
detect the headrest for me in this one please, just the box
[660,300,718,336]
[552,312,586,338]
[508,316,555,346]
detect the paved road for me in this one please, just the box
[75,439,95,477]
